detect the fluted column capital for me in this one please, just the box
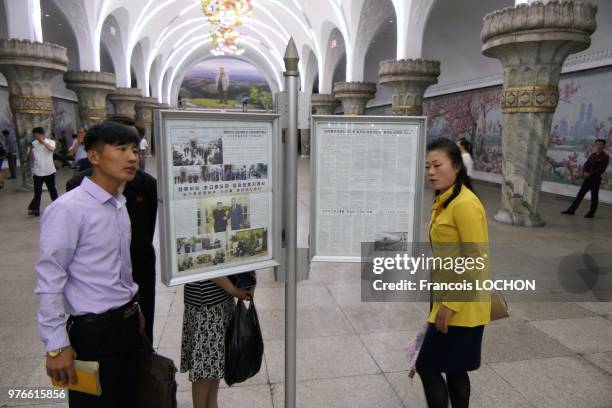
[332,82,376,116]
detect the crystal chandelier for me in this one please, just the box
[200,0,253,27]
[209,25,245,56]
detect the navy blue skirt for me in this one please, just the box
[415,323,484,372]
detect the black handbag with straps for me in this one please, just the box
[137,332,178,408]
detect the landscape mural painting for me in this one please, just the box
[424,66,612,192]
[179,58,272,110]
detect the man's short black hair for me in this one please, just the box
[32,127,45,135]
[2,130,9,136]
[84,122,140,152]
[595,139,606,145]
[105,115,146,138]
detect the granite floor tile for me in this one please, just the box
[530,316,612,354]
[490,356,612,408]
[482,322,574,363]
[359,330,419,373]
[258,306,354,341]
[582,351,612,375]
[272,374,404,408]
[264,335,380,384]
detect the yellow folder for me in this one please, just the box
[50,360,102,396]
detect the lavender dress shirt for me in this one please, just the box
[35,177,139,351]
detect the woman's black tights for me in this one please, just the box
[417,369,470,408]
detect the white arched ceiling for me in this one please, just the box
[100,42,115,74]
[0,0,8,39]
[322,27,346,93]
[303,47,319,95]
[100,9,130,88]
[364,16,396,104]
[41,0,80,70]
[130,38,149,91]
[49,0,96,70]
[351,0,396,82]
[422,0,512,89]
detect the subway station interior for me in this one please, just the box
[0,0,611,407]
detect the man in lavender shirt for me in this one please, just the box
[35,122,143,407]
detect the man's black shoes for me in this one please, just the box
[561,210,575,215]
[584,213,594,218]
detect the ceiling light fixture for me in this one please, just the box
[200,0,253,27]
[201,0,252,56]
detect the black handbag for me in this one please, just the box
[224,299,264,386]
[137,332,178,408]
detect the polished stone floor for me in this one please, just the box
[0,158,611,408]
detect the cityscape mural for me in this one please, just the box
[424,66,612,191]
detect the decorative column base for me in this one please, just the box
[482,1,597,227]
[333,82,376,115]
[0,39,67,190]
[107,87,142,119]
[378,59,440,116]
[310,93,338,115]
[64,71,116,128]
[135,96,158,155]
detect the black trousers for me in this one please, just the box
[568,176,601,215]
[7,153,16,177]
[28,174,58,211]
[133,265,156,343]
[67,312,140,408]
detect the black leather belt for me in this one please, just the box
[71,296,139,324]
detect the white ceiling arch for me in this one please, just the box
[33,0,460,98]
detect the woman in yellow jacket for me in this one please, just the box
[416,138,490,408]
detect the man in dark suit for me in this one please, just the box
[66,117,158,343]
[562,139,610,218]
[213,201,228,232]
[230,197,244,230]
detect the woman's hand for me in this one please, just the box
[231,287,252,301]
[435,304,454,334]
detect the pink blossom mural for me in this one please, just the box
[424,66,612,191]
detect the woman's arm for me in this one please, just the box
[212,276,252,300]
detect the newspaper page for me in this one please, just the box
[314,121,419,259]
[168,120,273,276]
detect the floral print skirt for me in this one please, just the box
[180,298,234,382]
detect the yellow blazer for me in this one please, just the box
[427,184,491,327]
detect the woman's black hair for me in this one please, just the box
[84,122,140,152]
[458,137,473,157]
[427,137,474,208]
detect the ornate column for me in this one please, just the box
[482,1,597,227]
[135,96,158,154]
[378,59,441,116]
[107,87,142,119]
[0,39,67,190]
[332,82,376,115]
[63,71,116,128]
[310,93,338,115]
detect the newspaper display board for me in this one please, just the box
[156,111,282,286]
[310,116,426,262]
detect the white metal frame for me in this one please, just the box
[155,110,282,286]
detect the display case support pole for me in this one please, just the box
[283,37,299,408]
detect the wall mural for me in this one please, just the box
[423,66,612,192]
[51,98,78,137]
[0,88,14,135]
[179,58,272,110]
